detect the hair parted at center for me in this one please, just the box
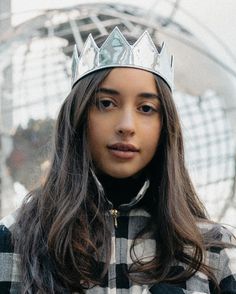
[13,35,224,293]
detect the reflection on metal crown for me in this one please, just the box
[71,27,174,91]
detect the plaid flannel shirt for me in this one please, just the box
[0,180,236,293]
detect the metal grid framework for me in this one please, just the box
[0,3,235,227]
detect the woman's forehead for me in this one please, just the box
[99,67,158,93]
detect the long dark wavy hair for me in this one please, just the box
[13,39,228,293]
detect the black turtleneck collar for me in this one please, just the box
[96,171,148,209]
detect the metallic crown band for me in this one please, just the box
[71,27,174,91]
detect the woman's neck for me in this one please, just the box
[97,172,147,209]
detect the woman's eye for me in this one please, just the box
[96,99,115,110]
[139,105,157,114]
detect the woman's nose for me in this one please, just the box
[115,109,136,137]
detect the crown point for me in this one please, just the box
[99,26,131,66]
[77,33,99,77]
[132,31,158,69]
[83,34,98,52]
[133,31,157,52]
[100,26,129,49]
[160,43,172,66]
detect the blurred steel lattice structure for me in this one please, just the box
[0,3,235,228]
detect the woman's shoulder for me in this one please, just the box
[0,210,18,230]
[0,210,19,252]
[0,211,22,289]
[196,220,236,283]
[197,220,236,244]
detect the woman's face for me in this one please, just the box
[87,68,162,178]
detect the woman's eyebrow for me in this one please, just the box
[96,87,120,95]
[138,92,161,100]
[96,87,160,100]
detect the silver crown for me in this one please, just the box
[71,27,174,91]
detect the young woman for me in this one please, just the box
[0,27,235,293]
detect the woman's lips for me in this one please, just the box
[107,143,139,159]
